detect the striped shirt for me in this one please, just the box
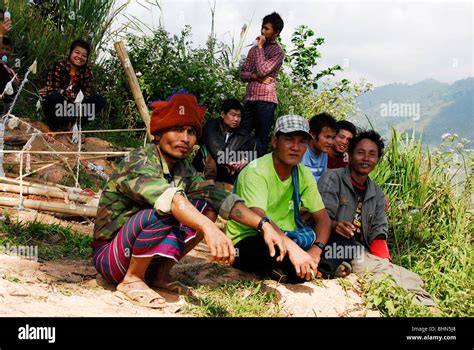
[240,40,284,104]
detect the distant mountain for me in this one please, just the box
[355,78,474,146]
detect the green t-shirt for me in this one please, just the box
[226,153,325,245]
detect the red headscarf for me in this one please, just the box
[149,91,206,138]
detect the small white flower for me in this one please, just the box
[441,132,451,140]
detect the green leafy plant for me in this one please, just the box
[186,280,280,317]
[0,220,92,261]
[365,129,473,317]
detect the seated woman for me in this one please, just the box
[40,39,106,140]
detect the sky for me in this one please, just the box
[115,0,473,87]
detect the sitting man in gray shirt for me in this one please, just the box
[318,130,436,308]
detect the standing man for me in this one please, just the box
[93,91,285,308]
[327,120,357,169]
[240,12,284,157]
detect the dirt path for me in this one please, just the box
[0,242,378,317]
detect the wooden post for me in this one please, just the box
[114,40,153,141]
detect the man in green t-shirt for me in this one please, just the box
[227,115,332,283]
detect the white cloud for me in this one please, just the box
[116,0,473,86]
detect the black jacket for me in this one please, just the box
[194,118,255,183]
[203,118,255,160]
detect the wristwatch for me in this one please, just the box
[257,216,272,233]
[314,241,325,251]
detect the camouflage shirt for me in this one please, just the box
[93,143,242,241]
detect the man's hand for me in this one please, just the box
[1,17,11,34]
[334,220,355,239]
[259,76,274,84]
[307,245,323,267]
[202,225,235,265]
[256,35,266,48]
[226,159,248,174]
[288,246,319,281]
[260,221,286,262]
[250,73,274,85]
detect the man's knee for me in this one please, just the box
[351,250,388,275]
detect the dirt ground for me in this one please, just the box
[0,119,379,317]
[0,239,378,317]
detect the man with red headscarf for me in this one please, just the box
[92,90,286,308]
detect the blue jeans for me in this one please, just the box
[239,101,276,157]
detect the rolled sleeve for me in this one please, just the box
[153,187,186,215]
[218,193,244,220]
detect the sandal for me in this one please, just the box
[116,283,168,309]
[154,280,194,297]
[270,268,288,283]
[334,261,352,278]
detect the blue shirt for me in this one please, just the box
[301,146,328,182]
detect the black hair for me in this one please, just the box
[309,112,337,139]
[221,98,242,114]
[69,39,91,57]
[262,12,284,34]
[348,130,385,158]
[336,120,357,136]
[1,36,12,48]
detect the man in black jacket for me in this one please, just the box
[193,99,256,185]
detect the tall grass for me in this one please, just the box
[369,129,473,316]
[3,0,130,118]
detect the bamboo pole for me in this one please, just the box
[0,177,98,195]
[114,40,153,141]
[0,183,94,204]
[15,161,61,180]
[0,197,98,217]
[30,128,146,135]
[0,150,129,155]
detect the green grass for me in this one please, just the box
[185,280,281,317]
[366,129,473,317]
[360,275,434,317]
[0,220,92,261]
[59,166,107,192]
